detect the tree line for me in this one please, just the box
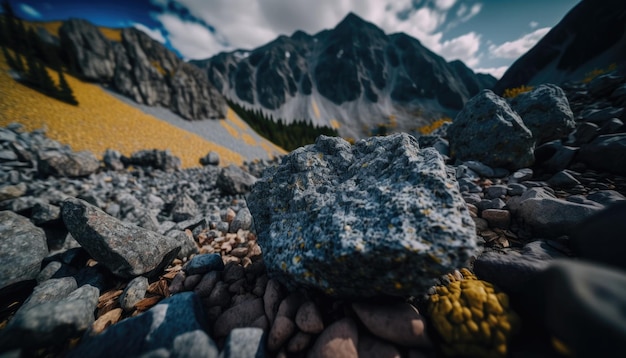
[226,98,338,151]
[0,1,77,105]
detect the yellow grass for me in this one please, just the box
[242,133,258,146]
[98,27,122,42]
[0,49,244,168]
[329,119,341,129]
[219,120,241,139]
[582,63,617,83]
[22,20,121,42]
[418,117,452,135]
[502,85,534,99]
[311,99,321,119]
[227,108,249,130]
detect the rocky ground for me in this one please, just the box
[0,70,626,358]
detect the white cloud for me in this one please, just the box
[156,13,229,60]
[474,66,508,79]
[133,23,166,44]
[438,31,481,67]
[434,0,456,11]
[489,27,550,59]
[529,21,539,28]
[19,3,41,18]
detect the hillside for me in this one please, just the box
[0,48,285,168]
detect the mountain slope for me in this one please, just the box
[494,0,626,93]
[193,13,495,139]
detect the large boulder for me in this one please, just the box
[578,134,626,175]
[247,134,477,297]
[509,84,575,144]
[217,165,257,195]
[37,150,100,177]
[61,198,181,279]
[124,149,181,171]
[0,211,48,290]
[448,90,535,170]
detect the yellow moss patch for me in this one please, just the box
[241,133,258,146]
[23,20,64,37]
[582,63,617,83]
[98,27,122,42]
[418,117,452,135]
[0,49,243,168]
[502,85,534,99]
[219,120,241,140]
[226,107,249,131]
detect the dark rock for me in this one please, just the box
[579,134,626,175]
[474,250,550,294]
[126,149,181,171]
[37,150,100,177]
[229,207,253,233]
[200,151,220,166]
[0,211,48,290]
[119,276,148,311]
[309,317,359,358]
[0,183,27,202]
[448,90,535,170]
[67,292,218,358]
[352,301,430,347]
[171,194,199,222]
[509,168,533,183]
[598,118,624,135]
[61,198,181,279]
[509,84,575,144]
[31,202,61,226]
[222,328,267,358]
[103,149,124,171]
[206,281,231,308]
[534,140,577,173]
[213,297,265,337]
[569,122,599,146]
[217,165,257,195]
[463,160,495,177]
[475,198,506,211]
[481,209,511,229]
[166,230,198,260]
[484,185,508,199]
[507,183,527,196]
[547,170,581,188]
[586,190,626,207]
[183,253,225,276]
[59,19,116,80]
[248,134,476,297]
[570,202,626,270]
[589,73,624,97]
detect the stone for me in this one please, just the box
[200,151,220,166]
[37,150,100,177]
[569,122,599,146]
[67,292,218,358]
[0,211,48,290]
[0,283,99,350]
[583,107,624,124]
[352,302,429,347]
[547,170,580,188]
[507,183,527,196]
[58,19,116,80]
[308,317,358,358]
[264,279,284,325]
[509,168,533,183]
[475,198,506,212]
[570,202,626,270]
[125,149,181,171]
[295,300,324,334]
[598,118,624,135]
[61,198,181,279]
[194,271,221,297]
[169,271,186,294]
[229,207,253,233]
[268,316,297,351]
[166,229,198,260]
[473,250,551,294]
[222,328,267,358]
[509,84,575,144]
[588,73,624,97]
[0,183,27,202]
[206,281,231,308]
[579,134,626,175]
[516,188,603,237]
[463,160,495,177]
[484,185,508,199]
[171,194,199,222]
[223,262,245,283]
[523,260,626,357]
[248,134,477,297]
[286,331,314,353]
[448,90,535,170]
[217,165,257,195]
[213,297,265,337]
[119,276,149,311]
[586,190,626,207]
[103,149,124,171]
[481,209,511,229]
[31,202,61,225]
[534,140,577,173]
[276,292,306,318]
[183,253,225,275]
[357,334,402,358]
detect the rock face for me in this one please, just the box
[0,211,48,290]
[248,134,477,297]
[448,90,535,170]
[494,0,626,92]
[59,19,226,120]
[61,198,181,279]
[192,13,495,139]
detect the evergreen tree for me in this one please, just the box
[25,50,40,83]
[56,69,78,105]
[1,44,16,69]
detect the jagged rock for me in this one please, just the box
[119,276,148,311]
[31,202,61,226]
[171,194,199,222]
[59,19,116,80]
[0,211,48,290]
[61,198,181,279]
[579,134,626,175]
[217,165,257,195]
[68,292,218,358]
[229,207,253,233]
[0,281,99,350]
[534,140,577,173]
[248,134,477,297]
[125,149,181,171]
[448,90,535,170]
[570,202,626,270]
[509,84,575,144]
[37,150,100,177]
[200,151,220,166]
[183,253,225,275]
[0,183,27,202]
[103,149,124,171]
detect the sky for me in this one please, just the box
[4,0,580,78]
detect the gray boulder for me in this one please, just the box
[217,165,257,195]
[103,149,124,171]
[448,90,535,170]
[37,150,100,177]
[171,194,199,222]
[247,134,477,297]
[509,84,575,144]
[61,198,181,279]
[200,151,220,166]
[0,281,99,350]
[579,134,626,175]
[125,149,181,171]
[59,19,116,81]
[0,211,48,290]
[68,292,218,358]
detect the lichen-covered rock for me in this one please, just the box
[448,90,535,170]
[427,269,519,358]
[247,134,477,297]
[509,84,575,144]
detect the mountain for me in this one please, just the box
[192,13,496,139]
[494,0,626,94]
[58,19,226,120]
